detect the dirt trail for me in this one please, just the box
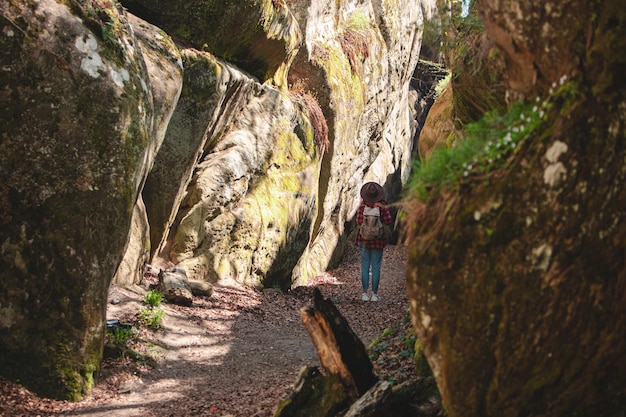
[0,244,409,417]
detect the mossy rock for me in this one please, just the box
[274,367,351,417]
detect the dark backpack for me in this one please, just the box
[360,206,384,240]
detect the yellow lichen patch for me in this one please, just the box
[312,41,366,112]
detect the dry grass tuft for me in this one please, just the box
[338,28,370,73]
[290,89,329,155]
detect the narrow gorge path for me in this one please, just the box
[1,244,410,417]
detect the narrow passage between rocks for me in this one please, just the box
[0,245,410,417]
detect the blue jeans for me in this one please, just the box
[359,244,383,292]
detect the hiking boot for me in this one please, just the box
[361,292,370,301]
[371,294,380,302]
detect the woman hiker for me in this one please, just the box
[355,182,392,301]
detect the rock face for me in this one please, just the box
[0,0,436,400]
[406,1,626,416]
[135,0,439,290]
[121,0,302,86]
[0,0,180,399]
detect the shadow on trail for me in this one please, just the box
[67,245,409,417]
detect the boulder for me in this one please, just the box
[158,268,193,306]
[406,1,626,416]
[189,280,214,297]
[0,0,176,400]
[0,0,439,400]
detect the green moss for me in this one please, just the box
[312,41,366,110]
[434,73,451,100]
[67,0,130,63]
[40,335,101,400]
[414,337,434,378]
[293,113,316,154]
[236,114,318,289]
[408,80,581,202]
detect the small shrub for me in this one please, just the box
[347,10,370,31]
[367,312,420,386]
[109,327,133,346]
[138,307,164,329]
[144,289,164,308]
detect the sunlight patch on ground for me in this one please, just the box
[307,272,346,286]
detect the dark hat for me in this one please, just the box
[360,182,385,202]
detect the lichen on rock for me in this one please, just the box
[0,0,164,399]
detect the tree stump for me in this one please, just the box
[299,288,378,398]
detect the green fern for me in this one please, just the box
[138,307,164,329]
[144,290,164,308]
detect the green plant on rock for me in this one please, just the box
[434,73,451,100]
[346,9,370,31]
[409,78,577,202]
[69,0,127,58]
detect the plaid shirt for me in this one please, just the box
[355,201,392,249]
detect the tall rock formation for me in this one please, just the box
[0,0,435,399]
[126,0,438,290]
[0,0,181,399]
[406,1,626,416]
